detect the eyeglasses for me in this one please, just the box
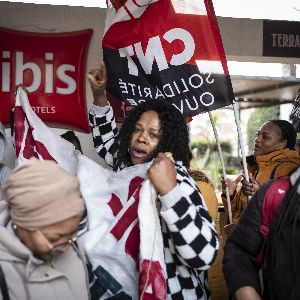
[45,236,77,254]
[12,223,77,254]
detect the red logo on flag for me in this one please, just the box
[0,27,92,132]
[108,176,144,264]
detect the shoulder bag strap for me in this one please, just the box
[270,161,298,180]
[270,162,284,180]
[0,264,10,300]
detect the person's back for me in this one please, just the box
[189,169,218,220]
[223,166,300,300]
[265,167,300,300]
[0,158,89,300]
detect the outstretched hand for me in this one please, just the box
[87,61,108,107]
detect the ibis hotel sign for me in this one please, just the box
[263,20,300,58]
[0,27,92,132]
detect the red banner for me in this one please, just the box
[0,27,92,132]
[103,0,234,119]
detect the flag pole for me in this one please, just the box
[232,102,249,183]
[208,111,233,224]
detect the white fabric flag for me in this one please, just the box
[14,86,167,299]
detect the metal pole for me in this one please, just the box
[232,102,249,183]
[208,111,233,224]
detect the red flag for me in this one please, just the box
[103,0,234,119]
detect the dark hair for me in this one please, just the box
[189,169,214,188]
[61,130,83,154]
[114,99,192,170]
[269,120,296,150]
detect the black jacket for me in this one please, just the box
[222,183,270,296]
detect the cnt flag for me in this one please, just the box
[103,0,234,117]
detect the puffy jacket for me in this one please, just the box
[223,149,300,223]
[0,226,90,300]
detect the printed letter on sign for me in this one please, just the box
[0,27,92,132]
[103,0,234,118]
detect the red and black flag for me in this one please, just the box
[103,0,234,118]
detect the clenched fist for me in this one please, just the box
[87,61,108,107]
[147,152,177,196]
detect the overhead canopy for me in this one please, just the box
[2,1,300,111]
[231,76,300,109]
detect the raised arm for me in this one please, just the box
[87,62,119,167]
[87,61,108,107]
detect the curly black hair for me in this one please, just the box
[113,99,192,171]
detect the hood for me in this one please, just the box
[0,201,9,226]
[256,148,300,165]
[0,226,36,264]
[0,226,50,280]
[0,122,7,162]
[0,226,77,282]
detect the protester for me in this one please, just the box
[0,122,11,201]
[0,158,89,300]
[189,169,218,220]
[221,119,300,223]
[223,166,300,300]
[61,130,83,154]
[87,62,219,299]
[189,168,226,298]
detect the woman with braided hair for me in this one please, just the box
[86,62,219,299]
[221,119,300,224]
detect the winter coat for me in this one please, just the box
[222,149,300,223]
[223,182,271,297]
[0,226,90,300]
[223,168,300,299]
